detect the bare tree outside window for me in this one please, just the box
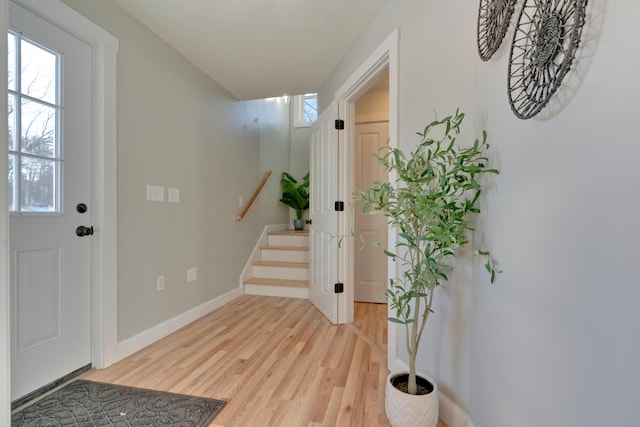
[302,94,318,122]
[294,93,317,128]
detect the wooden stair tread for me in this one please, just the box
[262,245,308,251]
[268,230,309,236]
[244,278,309,288]
[253,260,309,268]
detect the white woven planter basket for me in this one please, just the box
[385,371,439,427]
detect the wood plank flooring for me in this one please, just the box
[353,302,388,354]
[82,295,446,426]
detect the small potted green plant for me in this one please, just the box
[356,110,500,427]
[280,171,310,230]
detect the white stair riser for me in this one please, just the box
[253,265,309,281]
[268,235,309,247]
[261,249,309,263]
[244,284,309,299]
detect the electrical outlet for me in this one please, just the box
[156,275,165,291]
[238,196,244,207]
[187,267,197,283]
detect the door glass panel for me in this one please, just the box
[21,38,57,104]
[8,32,61,213]
[21,99,56,157]
[20,157,56,212]
[8,154,16,212]
[8,94,16,151]
[8,32,16,91]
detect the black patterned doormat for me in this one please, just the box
[11,379,226,426]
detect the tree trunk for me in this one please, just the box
[408,352,417,394]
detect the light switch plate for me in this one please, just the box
[146,185,164,202]
[187,267,197,282]
[168,188,180,203]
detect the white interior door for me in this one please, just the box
[9,2,92,401]
[309,101,339,323]
[354,121,389,303]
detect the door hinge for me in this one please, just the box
[334,201,344,211]
[334,283,344,293]
[335,119,345,130]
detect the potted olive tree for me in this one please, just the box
[356,110,500,427]
[280,171,310,230]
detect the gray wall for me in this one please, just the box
[258,97,291,226]
[289,125,311,183]
[258,97,311,226]
[319,0,640,426]
[286,106,311,223]
[61,0,289,340]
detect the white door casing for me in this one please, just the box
[334,28,400,370]
[309,101,339,324]
[9,2,92,400]
[354,121,389,303]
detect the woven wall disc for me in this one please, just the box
[507,0,588,119]
[477,0,517,61]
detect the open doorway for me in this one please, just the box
[352,72,389,351]
[332,27,399,371]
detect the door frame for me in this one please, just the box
[334,28,401,371]
[1,0,118,417]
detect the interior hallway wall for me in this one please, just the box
[60,0,288,340]
[319,1,640,426]
[469,2,640,426]
[257,97,291,226]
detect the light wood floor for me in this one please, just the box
[353,302,388,354]
[82,295,446,426]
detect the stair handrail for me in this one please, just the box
[234,169,272,221]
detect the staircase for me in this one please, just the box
[244,230,309,299]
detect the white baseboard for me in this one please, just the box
[439,392,471,427]
[115,287,243,361]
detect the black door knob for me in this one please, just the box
[305,219,312,225]
[75,226,94,237]
[76,203,88,213]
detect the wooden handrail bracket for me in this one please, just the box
[234,169,272,221]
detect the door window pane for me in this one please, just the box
[21,38,57,104]
[21,99,56,157]
[8,32,16,91]
[20,157,56,212]
[8,94,16,151]
[8,154,16,212]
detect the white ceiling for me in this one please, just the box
[112,0,386,100]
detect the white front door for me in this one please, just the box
[354,121,389,303]
[309,101,339,323]
[9,2,92,401]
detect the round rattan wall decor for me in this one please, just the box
[507,0,588,119]
[477,0,517,61]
